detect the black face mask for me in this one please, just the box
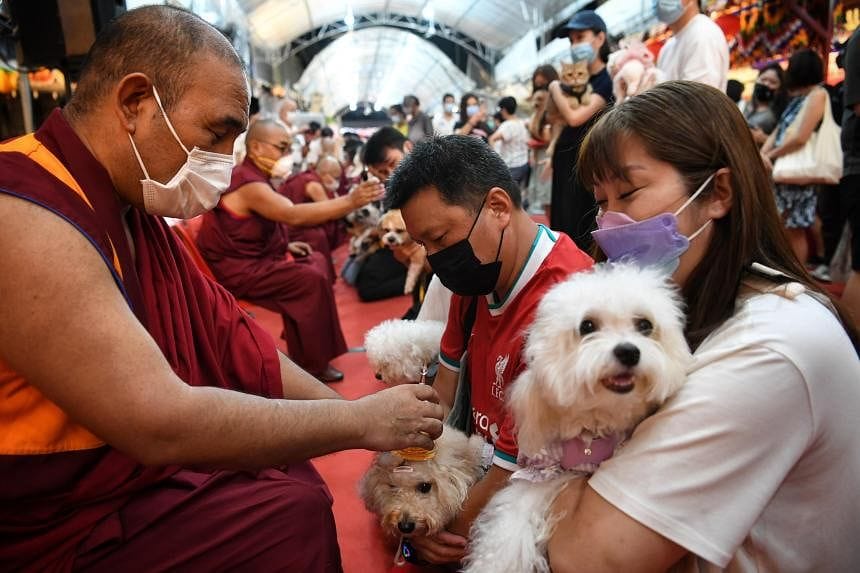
[753,83,775,103]
[427,197,505,297]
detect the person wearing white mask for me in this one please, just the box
[276,153,349,278]
[655,0,730,90]
[0,7,445,571]
[433,93,458,136]
[455,92,495,140]
[546,9,615,252]
[198,119,384,380]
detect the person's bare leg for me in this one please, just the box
[787,227,809,265]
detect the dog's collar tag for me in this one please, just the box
[560,433,621,469]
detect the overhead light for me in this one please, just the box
[345,5,355,29]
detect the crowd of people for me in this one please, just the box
[1,2,859,572]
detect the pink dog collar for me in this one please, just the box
[560,433,621,469]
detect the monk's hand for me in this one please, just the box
[288,241,312,256]
[409,530,467,565]
[354,383,444,451]
[349,178,385,208]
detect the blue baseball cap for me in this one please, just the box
[556,10,607,38]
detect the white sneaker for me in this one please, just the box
[811,264,832,283]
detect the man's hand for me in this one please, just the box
[353,384,444,451]
[288,241,312,257]
[349,178,385,209]
[408,530,468,565]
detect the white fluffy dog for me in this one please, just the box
[364,319,445,385]
[464,264,692,573]
[360,427,488,549]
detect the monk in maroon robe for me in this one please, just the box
[198,156,346,377]
[278,155,348,274]
[0,7,442,572]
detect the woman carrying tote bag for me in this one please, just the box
[760,49,834,264]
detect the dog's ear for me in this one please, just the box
[508,369,556,456]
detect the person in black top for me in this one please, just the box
[547,10,614,251]
[454,92,494,141]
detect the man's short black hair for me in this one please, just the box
[442,93,455,102]
[363,126,407,166]
[725,79,744,103]
[498,96,517,115]
[65,5,243,119]
[307,121,322,133]
[321,126,334,138]
[386,135,521,212]
[403,95,420,107]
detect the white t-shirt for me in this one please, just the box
[657,14,729,91]
[433,113,457,137]
[494,119,529,168]
[589,284,860,572]
[416,275,453,323]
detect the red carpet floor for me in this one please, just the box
[244,247,428,573]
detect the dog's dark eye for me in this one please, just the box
[579,319,597,335]
[417,482,432,494]
[635,318,653,336]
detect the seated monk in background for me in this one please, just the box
[197,118,383,382]
[279,154,348,275]
[0,7,443,571]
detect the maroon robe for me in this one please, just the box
[0,110,341,572]
[197,159,347,374]
[279,169,347,267]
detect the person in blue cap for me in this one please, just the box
[546,9,614,252]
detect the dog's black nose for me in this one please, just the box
[375,372,383,380]
[398,520,415,534]
[613,343,640,367]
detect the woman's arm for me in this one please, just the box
[549,80,607,128]
[767,88,827,161]
[547,482,686,573]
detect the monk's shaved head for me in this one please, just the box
[245,119,290,152]
[316,155,343,178]
[66,5,245,119]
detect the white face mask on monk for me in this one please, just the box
[127,86,235,218]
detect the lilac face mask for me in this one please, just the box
[591,173,715,275]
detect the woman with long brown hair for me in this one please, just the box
[546,81,859,573]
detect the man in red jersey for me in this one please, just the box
[0,6,442,571]
[386,135,593,565]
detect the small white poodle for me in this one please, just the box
[360,426,489,564]
[364,319,445,385]
[463,264,692,573]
